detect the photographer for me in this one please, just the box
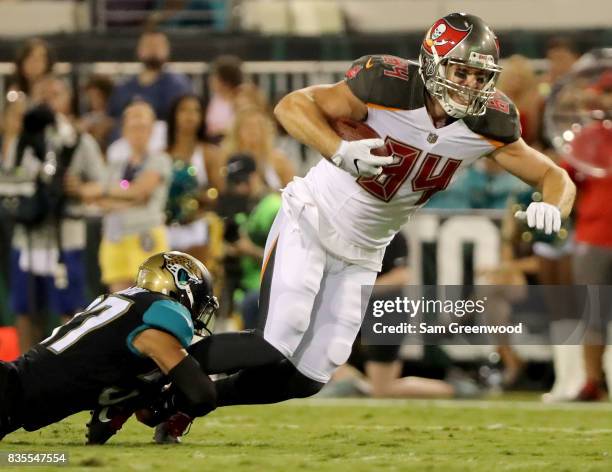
[1,76,105,352]
[216,154,280,325]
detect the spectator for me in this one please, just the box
[236,187,281,329]
[541,53,611,402]
[540,37,580,98]
[215,153,273,320]
[478,189,563,389]
[234,82,270,114]
[496,55,543,146]
[165,94,224,261]
[538,40,581,167]
[1,94,26,170]
[546,37,580,85]
[216,153,264,220]
[95,101,172,292]
[0,94,26,329]
[427,159,528,210]
[30,74,74,119]
[467,159,530,209]
[107,30,192,130]
[222,107,295,190]
[3,76,105,352]
[78,74,115,152]
[205,55,244,141]
[566,131,612,400]
[106,102,168,164]
[232,83,309,177]
[7,38,55,96]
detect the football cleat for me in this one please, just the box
[86,406,133,445]
[153,413,193,444]
[574,380,607,402]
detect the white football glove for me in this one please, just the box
[331,139,393,178]
[515,202,562,235]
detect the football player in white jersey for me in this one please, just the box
[150,12,575,442]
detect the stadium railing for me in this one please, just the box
[0,59,548,113]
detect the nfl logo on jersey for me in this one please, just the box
[427,133,438,143]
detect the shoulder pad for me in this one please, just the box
[142,299,194,348]
[464,91,522,145]
[345,55,425,110]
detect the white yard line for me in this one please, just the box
[200,419,612,435]
[286,398,612,411]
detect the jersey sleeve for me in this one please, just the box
[345,55,425,110]
[127,299,194,356]
[465,91,522,146]
[345,55,378,103]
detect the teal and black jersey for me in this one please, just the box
[11,287,194,432]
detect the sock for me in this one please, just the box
[215,359,324,406]
[187,330,285,375]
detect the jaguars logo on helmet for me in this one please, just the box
[136,251,219,335]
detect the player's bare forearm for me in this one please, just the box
[132,328,188,374]
[491,138,576,217]
[274,82,367,158]
[133,328,217,418]
[274,87,342,158]
[538,164,576,218]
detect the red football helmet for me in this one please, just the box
[419,13,502,118]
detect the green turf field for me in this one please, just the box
[1,398,611,471]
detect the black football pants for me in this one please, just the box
[0,361,23,439]
[187,331,324,406]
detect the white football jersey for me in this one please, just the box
[285,55,520,270]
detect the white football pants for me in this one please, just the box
[259,207,377,383]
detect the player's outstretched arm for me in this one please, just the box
[132,329,216,417]
[274,81,367,158]
[490,138,576,233]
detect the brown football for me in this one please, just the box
[328,117,389,156]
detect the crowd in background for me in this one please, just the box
[0,30,295,353]
[102,0,229,30]
[0,30,609,402]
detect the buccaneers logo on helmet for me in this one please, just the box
[419,13,502,118]
[423,18,472,57]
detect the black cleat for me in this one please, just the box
[86,406,133,445]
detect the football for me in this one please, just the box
[328,117,389,156]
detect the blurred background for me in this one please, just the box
[0,0,610,402]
